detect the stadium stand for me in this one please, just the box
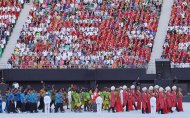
[0,0,22,57]
[7,0,162,69]
[162,0,190,68]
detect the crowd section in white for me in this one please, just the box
[0,102,189,118]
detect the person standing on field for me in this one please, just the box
[44,92,51,113]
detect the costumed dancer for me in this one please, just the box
[150,94,156,115]
[115,88,123,112]
[136,86,141,110]
[38,86,45,110]
[158,87,165,114]
[20,90,26,112]
[68,89,72,110]
[120,87,123,107]
[108,86,116,113]
[83,89,91,111]
[50,86,56,111]
[25,90,30,112]
[96,93,103,113]
[171,86,177,110]
[148,86,154,113]
[55,90,64,113]
[44,92,51,113]
[15,89,22,112]
[142,87,148,114]
[4,90,10,112]
[7,90,16,113]
[177,88,183,112]
[91,88,98,112]
[29,90,38,113]
[130,85,137,110]
[165,86,173,113]
[154,85,159,112]
[127,88,134,111]
[122,85,128,111]
[73,90,82,112]
[102,87,110,110]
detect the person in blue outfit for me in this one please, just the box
[4,90,10,112]
[20,90,27,112]
[7,90,16,113]
[29,89,38,113]
[25,90,31,112]
[55,89,64,113]
[15,89,22,111]
[0,90,2,113]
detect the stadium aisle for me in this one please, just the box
[0,3,32,69]
[147,0,174,74]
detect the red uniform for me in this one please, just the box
[158,92,165,110]
[130,89,135,104]
[115,92,123,112]
[135,90,141,110]
[166,91,172,110]
[127,91,134,110]
[171,91,177,107]
[163,96,169,114]
[123,89,128,107]
[142,91,148,112]
[177,92,183,112]
[155,90,159,111]
[110,91,116,108]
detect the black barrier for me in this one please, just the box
[171,68,190,80]
[1,68,190,82]
[2,69,149,81]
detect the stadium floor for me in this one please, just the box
[0,102,189,118]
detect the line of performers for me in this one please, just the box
[0,85,183,114]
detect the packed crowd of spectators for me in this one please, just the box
[0,0,23,57]
[162,0,190,68]
[8,0,163,69]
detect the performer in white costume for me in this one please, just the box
[120,86,123,105]
[150,96,156,115]
[96,93,103,113]
[44,92,51,113]
[68,90,72,110]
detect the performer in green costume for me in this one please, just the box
[102,87,110,110]
[83,89,91,111]
[73,90,82,112]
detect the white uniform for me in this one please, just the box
[150,97,156,115]
[68,91,72,109]
[96,96,103,113]
[120,90,123,105]
[44,95,51,113]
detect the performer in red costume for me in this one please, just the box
[177,88,183,112]
[154,85,159,112]
[163,90,169,114]
[136,86,141,110]
[165,87,173,113]
[122,85,128,111]
[171,86,177,109]
[127,88,134,111]
[130,85,137,110]
[115,89,123,112]
[142,87,148,114]
[108,86,116,113]
[158,87,165,114]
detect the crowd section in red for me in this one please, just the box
[0,0,22,57]
[162,0,190,68]
[8,0,162,69]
